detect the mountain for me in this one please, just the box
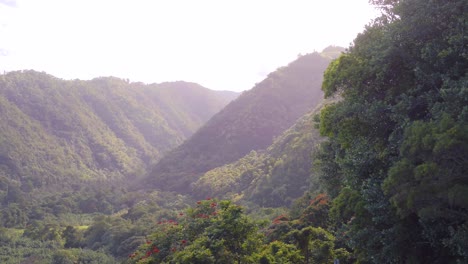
[192,98,337,206]
[146,50,337,193]
[0,71,237,191]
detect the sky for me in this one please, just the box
[0,0,379,92]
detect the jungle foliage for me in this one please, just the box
[317,0,468,262]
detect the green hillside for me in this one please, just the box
[192,98,338,207]
[0,71,237,191]
[146,51,334,193]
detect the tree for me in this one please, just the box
[253,241,303,264]
[318,0,467,262]
[286,227,337,264]
[62,226,84,248]
[127,199,264,264]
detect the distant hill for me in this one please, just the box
[137,81,238,138]
[0,71,237,190]
[146,51,335,193]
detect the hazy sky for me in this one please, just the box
[0,0,379,91]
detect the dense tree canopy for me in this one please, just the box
[318,0,467,262]
[125,198,348,264]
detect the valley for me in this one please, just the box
[0,0,467,262]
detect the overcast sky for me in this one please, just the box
[0,0,379,91]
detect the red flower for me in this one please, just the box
[179,212,184,216]
[206,197,212,200]
[153,247,160,253]
[197,201,201,204]
[171,247,177,252]
[210,202,217,208]
[181,239,187,244]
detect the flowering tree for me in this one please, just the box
[125,199,263,264]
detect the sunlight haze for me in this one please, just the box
[0,0,379,91]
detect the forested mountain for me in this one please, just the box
[0,71,237,191]
[146,50,339,193]
[192,98,337,207]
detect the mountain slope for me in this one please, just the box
[192,99,336,206]
[146,51,334,193]
[0,71,236,190]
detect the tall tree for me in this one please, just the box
[318,0,467,262]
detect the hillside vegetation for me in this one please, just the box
[316,0,467,262]
[0,71,237,192]
[192,98,338,207]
